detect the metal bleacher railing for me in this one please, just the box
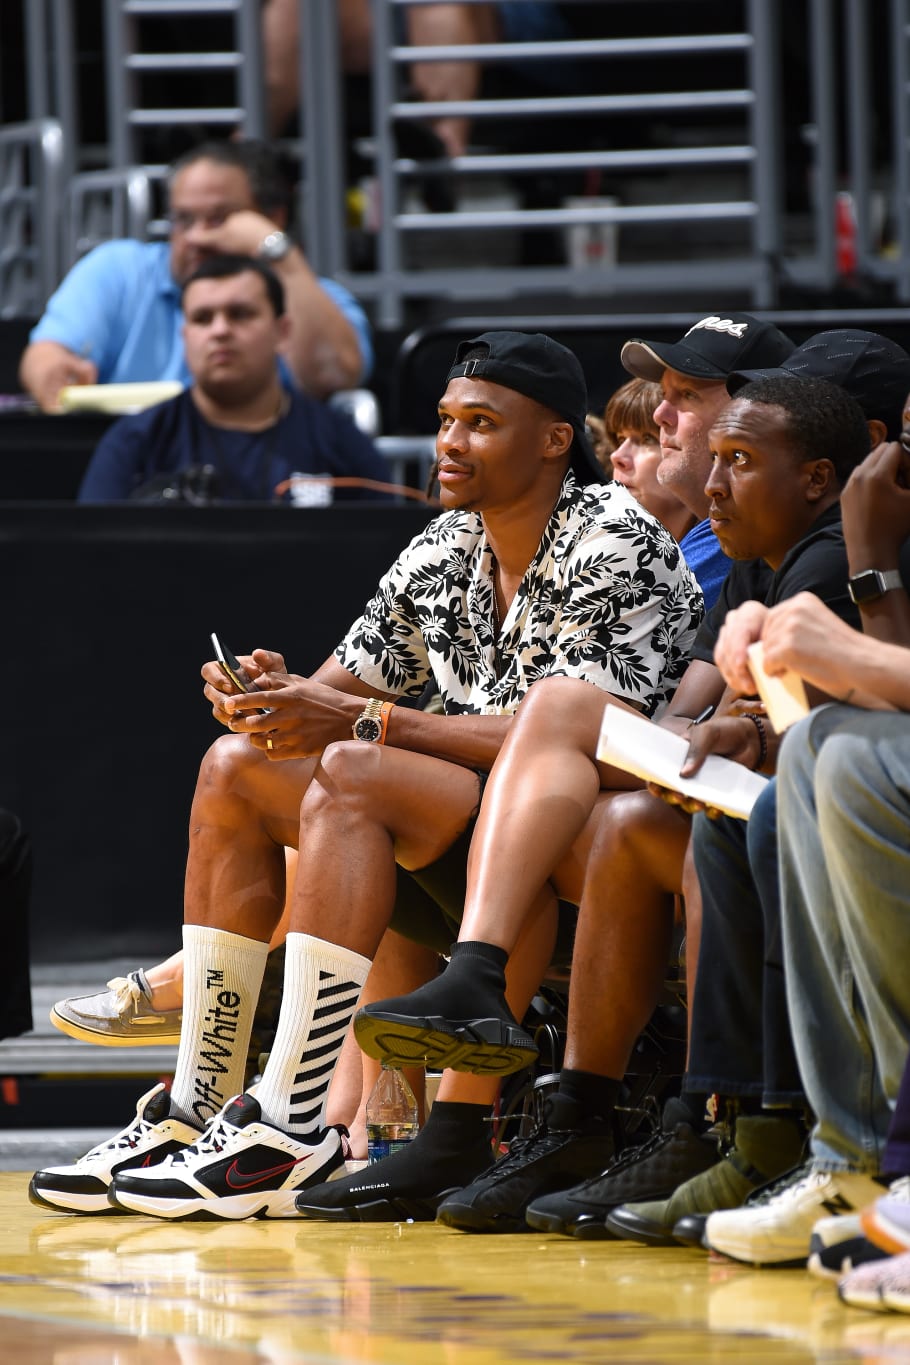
[354,0,783,326]
[3,1,909,327]
[0,120,64,320]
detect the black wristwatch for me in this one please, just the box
[846,568,903,605]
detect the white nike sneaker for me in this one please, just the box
[108,1091,348,1220]
[28,1083,201,1214]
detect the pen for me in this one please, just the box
[688,704,715,728]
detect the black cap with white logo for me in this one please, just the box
[621,313,795,383]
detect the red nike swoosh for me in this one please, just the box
[224,1156,307,1189]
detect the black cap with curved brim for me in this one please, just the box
[725,328,910,440]
[446,330,604,486]
[621,312,795,383]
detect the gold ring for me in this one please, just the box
[266,738,274,751]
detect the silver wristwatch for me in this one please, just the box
[257,230,292,263]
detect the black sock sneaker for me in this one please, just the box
[435,1092,616,1234]
[295,1101,493,1223]
[524,1096,721,1239]
[354,942,538,1076]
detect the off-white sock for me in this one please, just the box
[254,932,370,1137]
[168,924,269,1128]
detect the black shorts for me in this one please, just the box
[388,770,578,969]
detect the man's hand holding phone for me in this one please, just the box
[224,675,366,759]
[204,636,288,730]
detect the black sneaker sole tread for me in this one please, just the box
[354,1010,538,1076]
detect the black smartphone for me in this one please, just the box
[210,632,255,692]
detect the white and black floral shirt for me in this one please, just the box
[335,476,703,718]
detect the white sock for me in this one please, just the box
[169,924,269,1128]
[254,932,370,1137]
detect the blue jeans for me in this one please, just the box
[778,706,910,1173]
[686,780,805,1106]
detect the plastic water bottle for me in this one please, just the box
[365,1063,419,1163]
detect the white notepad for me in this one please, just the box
[58,381,184,414]
[596,704,769,821]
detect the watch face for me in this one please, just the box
[259,231,290,262]
[848,571,883,605]
[354,717,382,742]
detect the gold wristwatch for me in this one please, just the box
[352,698,393,743]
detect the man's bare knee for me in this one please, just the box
[197,733,266,798]
[306,740,382,813]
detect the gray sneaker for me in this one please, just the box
[50,970,182,1046]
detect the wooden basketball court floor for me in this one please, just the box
[1,1171,906,1365]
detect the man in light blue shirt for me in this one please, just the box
[20,139,373,410]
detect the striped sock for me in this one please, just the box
[254,932,370,1137]
[169,924,269,1128]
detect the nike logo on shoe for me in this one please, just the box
[224,1157,307,1189]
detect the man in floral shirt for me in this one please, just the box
[30,331,701,1223]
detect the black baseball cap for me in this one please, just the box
[726,328,910,439]
[621,312,795,382]
[446,330,603,485]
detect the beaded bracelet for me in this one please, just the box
[743,712,768,770]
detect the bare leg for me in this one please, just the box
[406,3,501,156]
[564,790,691,1080]
[186,736,319,940]
[163,737,322,1124]
[251,741,490,1133]
[143,950,184,1011]
[460,677,638,952]
[262,0,372,136]
[290,742,485,953]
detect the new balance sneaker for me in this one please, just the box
[705,1162,886,1267]
[807,1213,888,1281]
[605,1112,806,1247]
[50,969,182,1046]
[525,1097,720,1239]
[28,1083,201,1214]
[108,1091,347,1220]
[435,1093,614,1234]
[840,1248,910,1313]
[862,1175,910,1255]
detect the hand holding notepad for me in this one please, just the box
[596,705,769,821]
[745,641,810,732]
